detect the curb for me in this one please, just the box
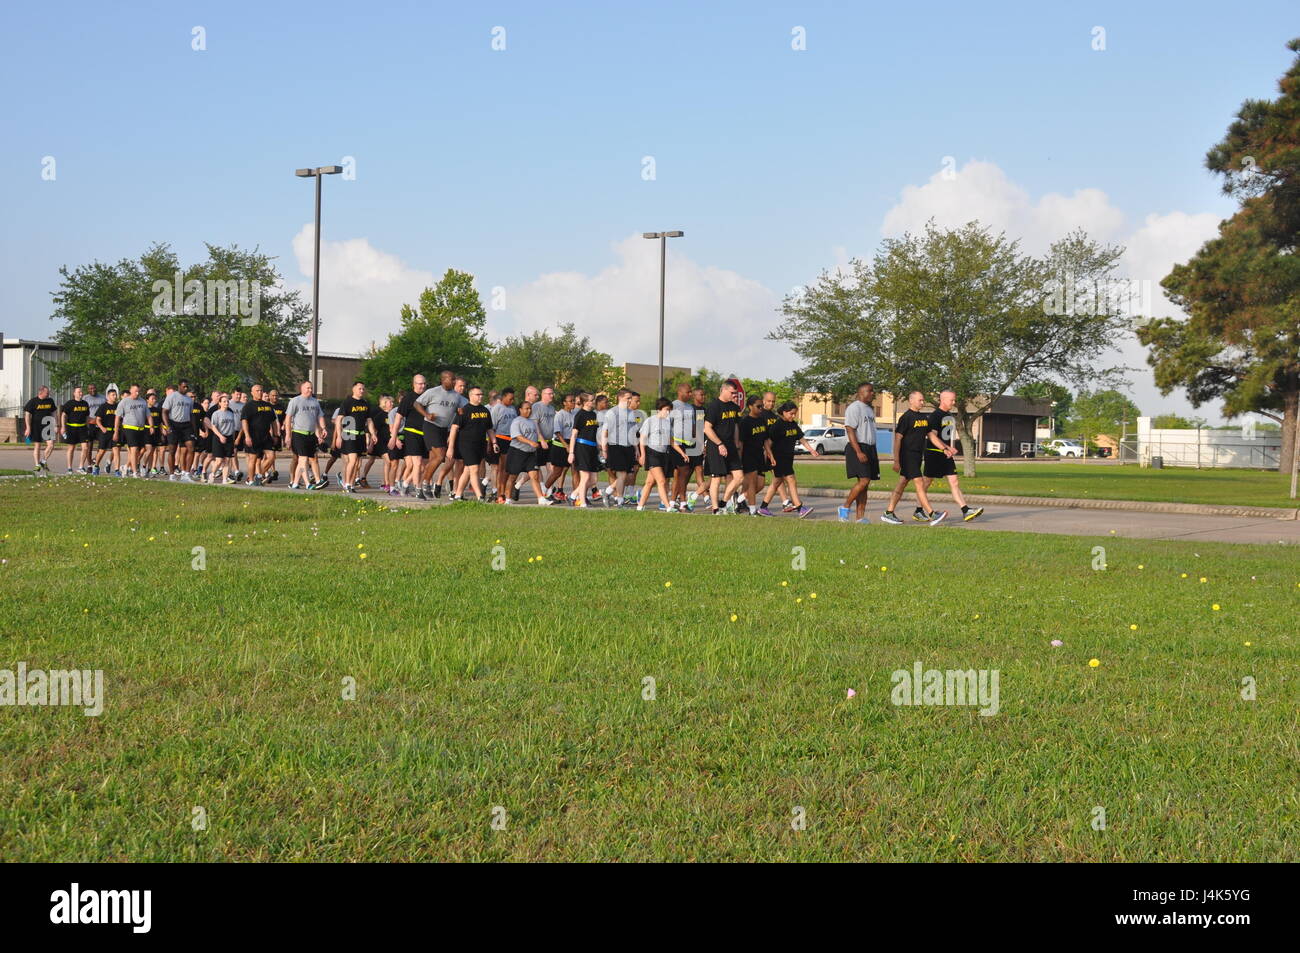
[796,485,1299,520]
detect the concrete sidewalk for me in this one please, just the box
[5,468,1297,546]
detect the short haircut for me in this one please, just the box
[746,394,762,407]
[500,387,515,397]
[778,400,798,414]
[655,397,672,411]
[857,382,873,391]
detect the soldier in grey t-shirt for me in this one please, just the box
[841,382,879,522]
[114,385,153,475]
[285,381,327,488]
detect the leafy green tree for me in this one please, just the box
[1142,38,1300,468]
[740,378,799,405]
[49,243,309,393]
[488,323,612,393]
[773,221,1128,475]
[1067,389,1140,444]
[1151,414,1206,429]
[361,269,492,395]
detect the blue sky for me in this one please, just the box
[2,1,1295,421]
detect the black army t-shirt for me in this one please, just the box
[25,396,57,437]
[926,408,956,450]
[705,398,741,446]
[455,403,492,444]
[771,421,803,457]
[896,409,932,455]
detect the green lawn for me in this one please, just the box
[794,460,1300,508]
[1,478,1296,861]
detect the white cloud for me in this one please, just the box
[290,224,434,354]
[880,160,1225,421]
[500,234,789,379]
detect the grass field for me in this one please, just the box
[1,477,1297,861]
[794,460,1300,508]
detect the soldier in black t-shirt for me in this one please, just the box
[23,386,58,473]
[449,386,493,501]
[881,390,945,525]
[60,386,92,472]
[566,392,602,508]
[738,395,774,513]
[702,382,745,515]
[760,401,819,517]
[918,390,982,522]
[93,389,121,475]
[332,381,377,493]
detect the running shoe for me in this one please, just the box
[757,506,774,517]
[912,508,929,523]
[416,488,428,501]
[310,477,328,490]
[657,503,669,512]
[837,506,851,522]
[880,511,903,525]
[537,498,553,506]
[288,482,300,490]
[782,502,798,513]
[432,484,442,499]
[511,484,520,502]
[962,506,984,522]
[797,505,814,519]
[856,517,870,524]
[928,510,948,526]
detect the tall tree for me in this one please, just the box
[361,269,492,395]
[1015,380,1072,435]
[49,243,309,393]
[1066,389,1140,445]
[773,221,1128,475]
[1138,37,1300,469]
[488,322,612,393]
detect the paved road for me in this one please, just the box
[3,448,1296,546]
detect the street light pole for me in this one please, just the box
[296,165,344,391]
[642,230,684,398]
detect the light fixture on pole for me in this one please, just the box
[642,230,685,398]
[295,165,344,392]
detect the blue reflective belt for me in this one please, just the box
[576,438,597,446]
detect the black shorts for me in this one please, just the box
[460,440,487,467]
[846,444,881,480]
[425,423,450,450]
[246,433,272,455]
[644,448,673,472]
[341,437,368,456]
[899,449,925,480]
[97,430,118,451]
[548,443,569,468]
[369,434,389,458]
[167,424,194,447]
[291,432,319,457]
[388,439,404,460]
[606,445,634,473]
[121,428,149,448]
[741,447,766,474]
[149,428,165,447]
[494,442,511,467]
[212,438,235,459]
[401,429,427,457]
[679,453,700,471]
[923,448,957,479]
[704,443,741,477]
[506,447,537,474]
[773,454,796,478]
[574,443,600,473]
[64,426,89,445]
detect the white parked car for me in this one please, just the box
[1043,438,1085,458]
[794,427,849,454]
